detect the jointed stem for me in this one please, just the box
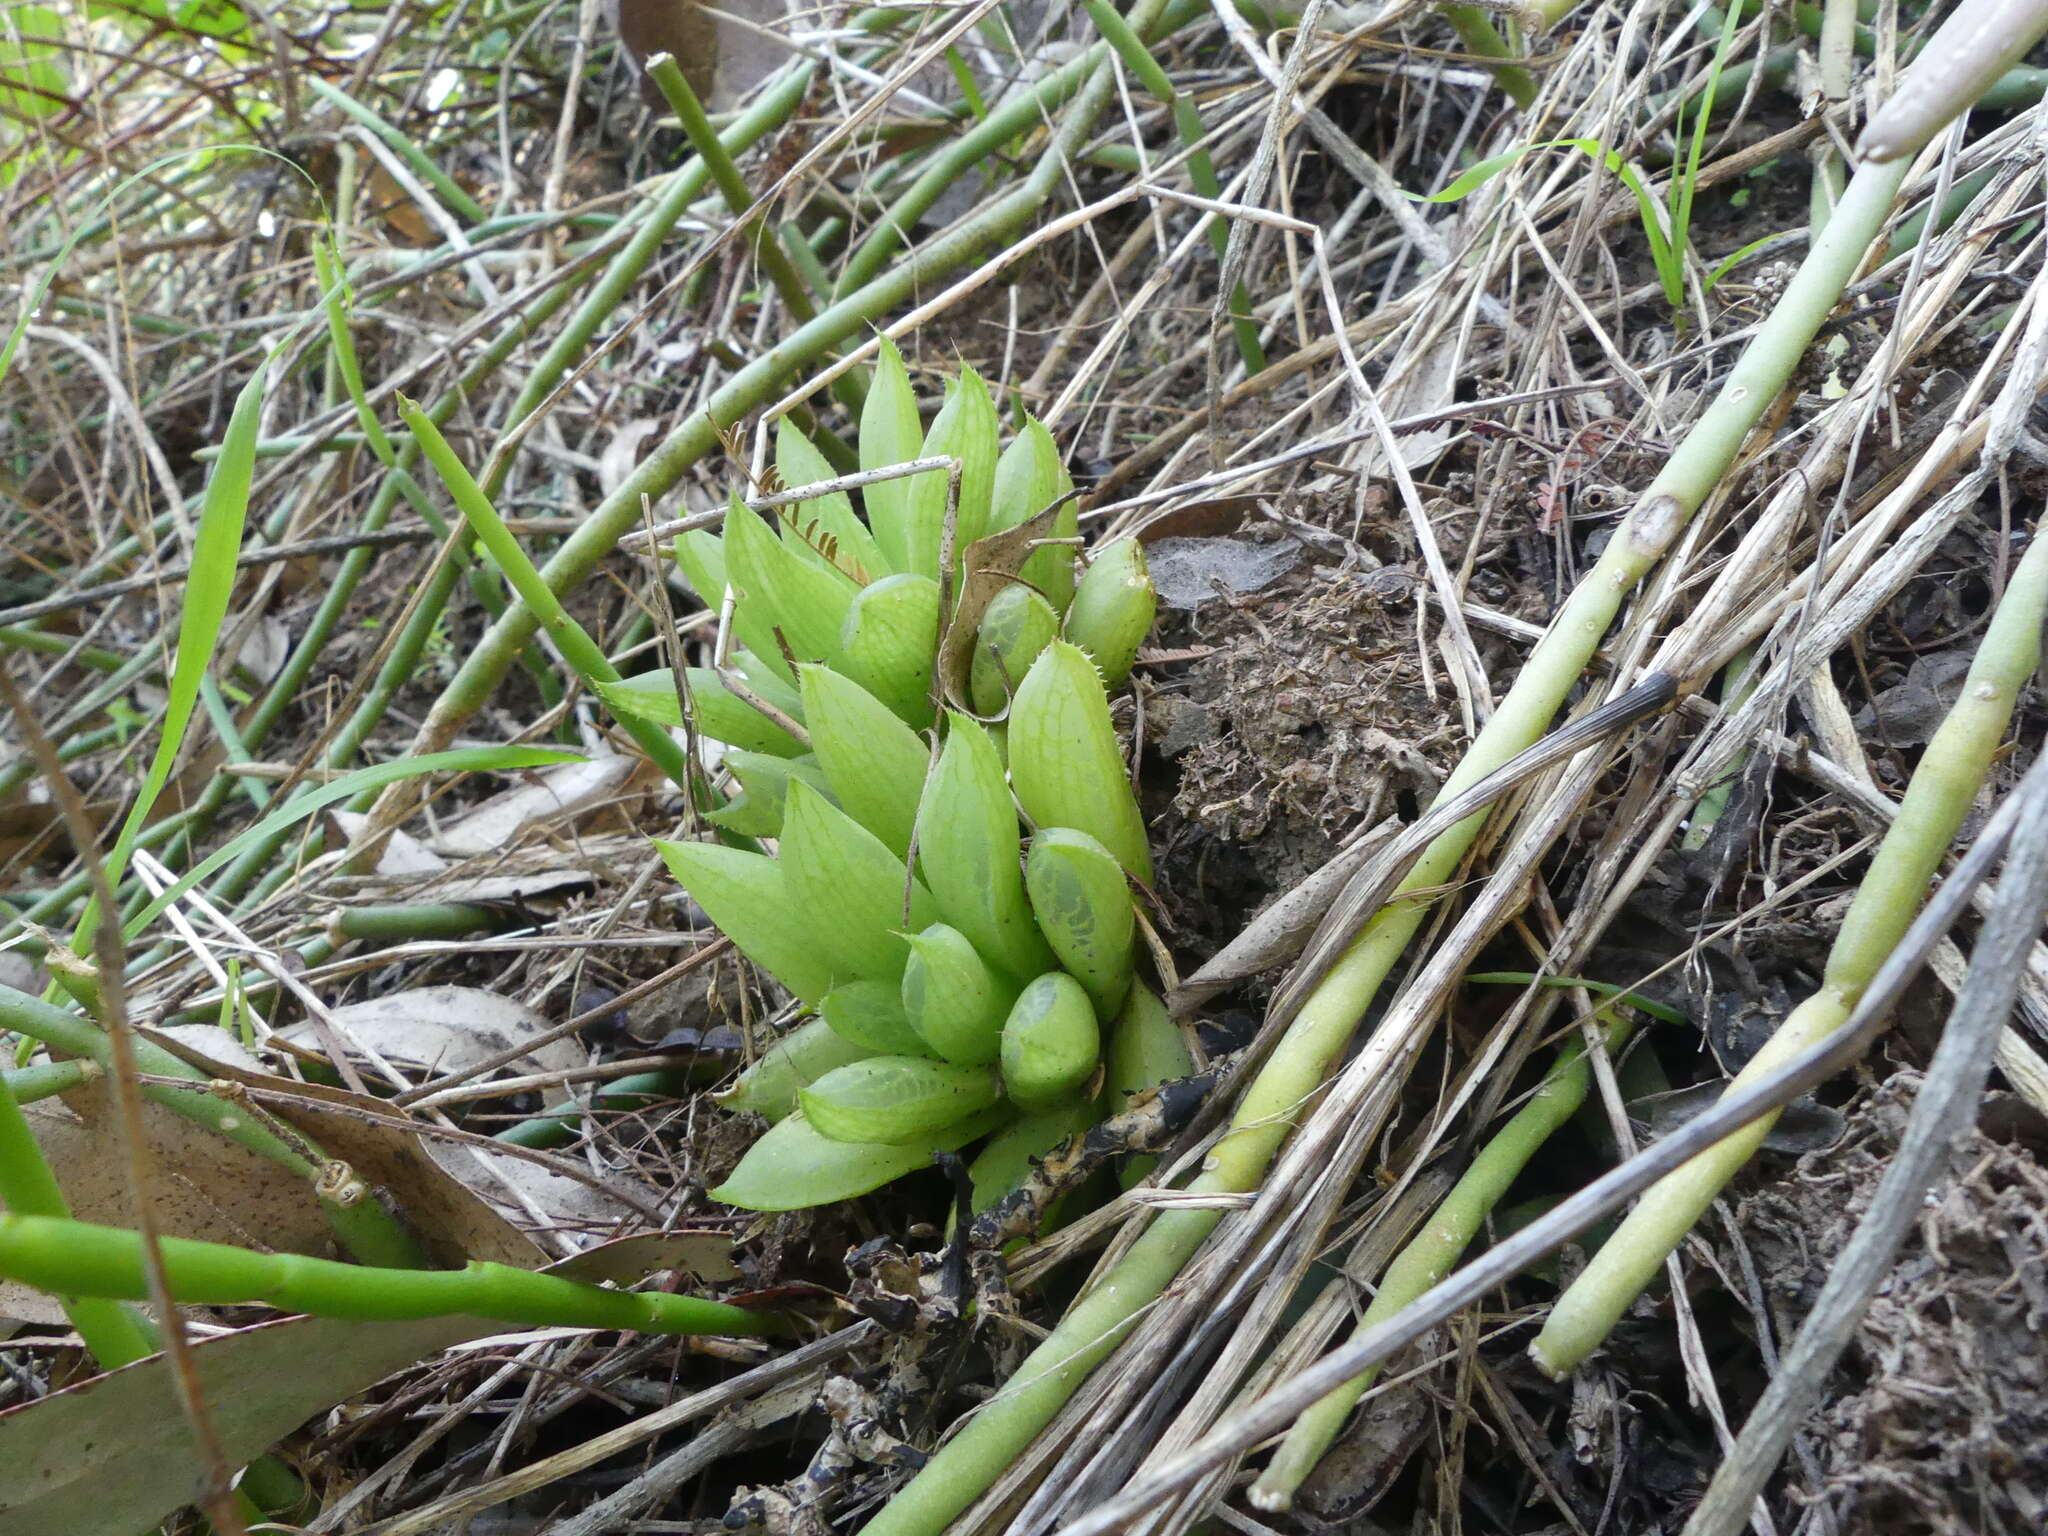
[0,1213,785,1337]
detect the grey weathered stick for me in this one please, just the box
[1682,752,2048,1536]
[1047,774,2033,1536]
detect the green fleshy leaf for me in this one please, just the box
[900,367,999,579]
[704,752,830,838]
[1009,641,1152,882]
[799,1056,1001,1145]
[903,922,1017,1066]
[838,573,941,729]
[724,498,858,668]
[915,717,1054,982]
[775,419,886,581]
[714,1017,872,1121]
[799,665,928,856]
[859,337,929,575]
[1025,828,1135,1018]
[820,980,934,1056]
[1000,972,1100,1113]
[710,1108,1004,1210]
[654,839,836,1003]
[780,779,937,983]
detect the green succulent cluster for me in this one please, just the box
[602,345,1187,1213]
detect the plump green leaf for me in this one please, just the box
[967,1100,1094,1215]
[821,979,932,1056]
[704,752,830,838]
[991,416,1078,609]
[724,499,858,667]
[599,669,685,730]
[1025,828,1136,1017]
[799,1056,1001,1145]
[838,573,941,729]
[970,584,1060,716]
[916,717,1054,982]
[1008,641,1153,881]
[780,779,937,983]
[903,923,1017,1065]
[901,367,999,577]
[710,1107,1004,1211]
[605,667,805,756]
[860,337,928,575]
[1105,982,1194,1100]
[1000,972,1100,1113]
[654,839,836,1003]
[713,1017,873,1121]
[800,665,928,856]
[775,419,885,581]
[673,529,792,682]
[1062,537,1156,688]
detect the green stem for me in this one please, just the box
[1,1058,98,1103]
[496,1069,697,1149]
[1440,7,1541,111]
[329,902,506,942]
[305,77,487,224]
[1531,527,2048,1376]
[1250,1012,1634,1509]
[0,1213,784,1336]
[398,401,699,793]
[834,0,1200,295]
[1081,0,1265,372]
[0,1079,304,1514]
[643,54,817,328]
[0,984,426,1269]
[0,1078,155,1366]
[858,131,1922,1536]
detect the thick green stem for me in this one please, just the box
[1,1058,98,1103]
[1250,1013,1633,1510]
[0,1078,155,1366]
[400,400,699,792]
[0,1213,783,1336]
[643,54,817,328]
[859,127,1922,1536]
[329,902,505,942]
[496,1069,697,1149]
[0,984,425,1269]
[1531,527,2048,1376]
[1440,7,1541,110]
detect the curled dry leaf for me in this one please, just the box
[166,1059,548,1267]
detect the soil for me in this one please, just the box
[1746,1081,2048,1534]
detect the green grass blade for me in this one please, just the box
[75,350,269,954]
[123,747,577,940]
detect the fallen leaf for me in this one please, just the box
[0,1311,497,1535]
[425,754,634,857]
[327,810,447,875]
[278,985,583,1094]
